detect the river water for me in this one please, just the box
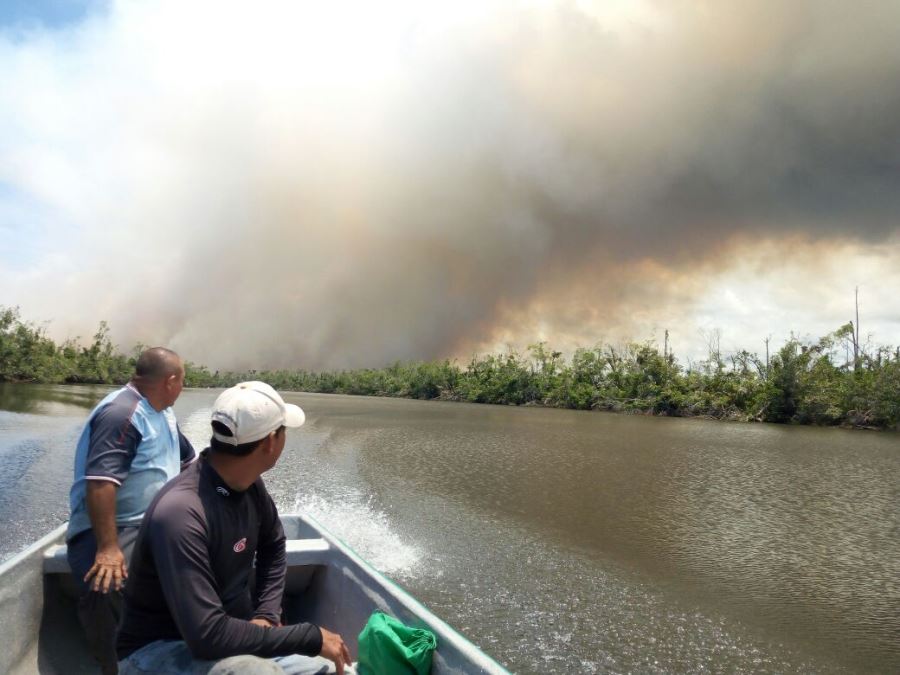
[0,383,897,674]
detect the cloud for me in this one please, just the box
[1,0,899,369]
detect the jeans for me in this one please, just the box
[118,640,354,675]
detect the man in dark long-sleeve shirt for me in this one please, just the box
[117,381,352,674]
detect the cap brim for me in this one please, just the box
[284,403,305,428]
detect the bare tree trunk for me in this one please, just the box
[854,286,860,370]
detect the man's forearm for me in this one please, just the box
[253,528,287,621]
[254,548,286,622]
[85,480,119,550]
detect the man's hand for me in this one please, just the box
[319,627,352,675]
[84,480,125,593]
[84,545,127,593]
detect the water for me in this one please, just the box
[1,383,898,674]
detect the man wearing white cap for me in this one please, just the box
[117,382,353,675]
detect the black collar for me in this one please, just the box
[199,450,246,501]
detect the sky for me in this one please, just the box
[1,0,899,371]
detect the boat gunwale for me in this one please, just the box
[0,522,68,576]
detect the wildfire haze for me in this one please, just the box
[2,0,899,370]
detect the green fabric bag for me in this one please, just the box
[357,611,438,675]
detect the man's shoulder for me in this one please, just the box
[147,462,204,524]
[86,387,145,450]
[91,385,141,424]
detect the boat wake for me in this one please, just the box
[291,492,421,578]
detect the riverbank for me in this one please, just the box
[2,306,898,430]
[183,336,899,430]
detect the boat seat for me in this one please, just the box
[42,539,332,574]
[285,538,331,565]
[43,544,71,574]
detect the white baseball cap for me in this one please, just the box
[211,381,305,445]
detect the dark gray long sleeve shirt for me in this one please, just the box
[117,452,322,661]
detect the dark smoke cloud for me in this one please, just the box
[1,1,899,369]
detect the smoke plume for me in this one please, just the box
[1,0,899,369]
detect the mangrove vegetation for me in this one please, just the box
[1,305,898,429]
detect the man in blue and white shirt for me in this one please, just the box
[66,347,196,674]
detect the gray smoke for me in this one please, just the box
[1,1,899,369]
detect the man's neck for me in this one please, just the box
[206,452,260,492]
[130,379,167,412]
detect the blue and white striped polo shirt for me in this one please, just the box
[67,383,196,541]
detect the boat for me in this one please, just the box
[0,513,510,674]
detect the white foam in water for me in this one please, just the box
[291,492,421,577]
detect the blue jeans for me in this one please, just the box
[118,640,354,675]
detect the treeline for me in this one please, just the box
[2,306,898,429]
[188,330,900,429]
[0,307,132,384]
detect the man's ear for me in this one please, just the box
[251,434,273,457]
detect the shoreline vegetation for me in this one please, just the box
[1,306,898,430]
